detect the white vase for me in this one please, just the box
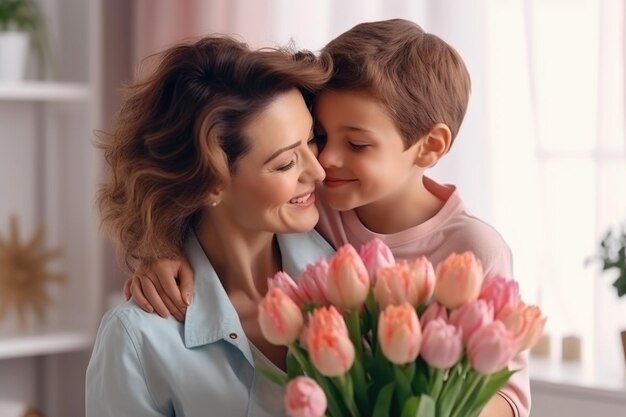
[0,31,30,82]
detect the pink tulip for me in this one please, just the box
[268,271,305,306]
[434,252,484,309]
[327,245,370,309]
[297,258,331,306]
[498,303,546,352]
[420,318,463,369]
[378,303,422,365]
[258,288,303,346]
[419,302,449,331]
[449,299,494,344]
[374,257,435,309]
[467,321,516,375]
[305,306,355,376]
[479,275,521,317]
[284,376,327,417]
[359,238,395,283]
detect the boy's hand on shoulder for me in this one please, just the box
[123,257,194,322]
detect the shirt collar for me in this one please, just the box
[182,231,334,354]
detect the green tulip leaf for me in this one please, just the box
[372,382,395,417]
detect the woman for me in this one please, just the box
[86,35,333,417]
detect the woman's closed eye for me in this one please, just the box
[276,158,296,171]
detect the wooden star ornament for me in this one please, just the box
[0,216,65,329]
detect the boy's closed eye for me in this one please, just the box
[347,141,369,151]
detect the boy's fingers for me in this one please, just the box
[151,274,186,322]
[129,277,154,313]
[156,268,187,312]
[139,274,170,319]
[178,260,194,306]
[160,290,185,322]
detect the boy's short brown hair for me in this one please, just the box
[321,18,471,148]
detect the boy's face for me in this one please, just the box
[314,90,421,211]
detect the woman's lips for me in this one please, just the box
[289,191,315,207]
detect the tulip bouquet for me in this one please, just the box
[258,239,545,417]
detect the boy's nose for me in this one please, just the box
[317,144,340,169]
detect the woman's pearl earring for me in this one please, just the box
[210,201,218,207]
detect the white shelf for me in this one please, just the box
[0,331,93,360]
[0,81,91,102]
[529,357,626,402]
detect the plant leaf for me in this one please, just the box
[400,396,419,417]
[416,394,436,417]
[372,382,395,417]
[471,368,515,411]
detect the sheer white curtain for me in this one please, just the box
[485,0,626,374]
[130,0,626,372]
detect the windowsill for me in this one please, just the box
[529,357,626,403]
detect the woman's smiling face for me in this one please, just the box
[218,88,325,234]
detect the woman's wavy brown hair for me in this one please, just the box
[97,36,332,269]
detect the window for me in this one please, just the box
[487,0,626,373]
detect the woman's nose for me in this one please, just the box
[303,146,326,183]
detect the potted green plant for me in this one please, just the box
[588,224,626,364]
[0,0,50,81]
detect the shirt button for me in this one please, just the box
[228,332,238,340]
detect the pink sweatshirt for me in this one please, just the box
[315,176,530,417]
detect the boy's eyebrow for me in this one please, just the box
[341,125,376,134]
[264,124,314,164]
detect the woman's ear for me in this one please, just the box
[206,184,226,207]
[413,123,452,168]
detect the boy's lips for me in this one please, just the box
[323,177,357,188]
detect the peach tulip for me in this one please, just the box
[374,257,435,309]
[284,376,327,417]
[378,303,422,365]
[434,252,484,309]
[258,288,303,346]
[327,245,370,309]
[498,303,546,352]
[305,306,355,376]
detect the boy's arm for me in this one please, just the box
[480,393,516,417]
[124,257,194,322]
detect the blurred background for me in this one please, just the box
[0,0,624,416]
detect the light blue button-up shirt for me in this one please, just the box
[86,230,334,417]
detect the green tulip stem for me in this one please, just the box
[345,309,364,359]
[429,368,445,401]
[336,374,360,417]
[449,371,484,417]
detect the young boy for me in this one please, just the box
[127,19,529,417]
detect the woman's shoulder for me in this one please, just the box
[96,300,182,347]
[277,230,335,276]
